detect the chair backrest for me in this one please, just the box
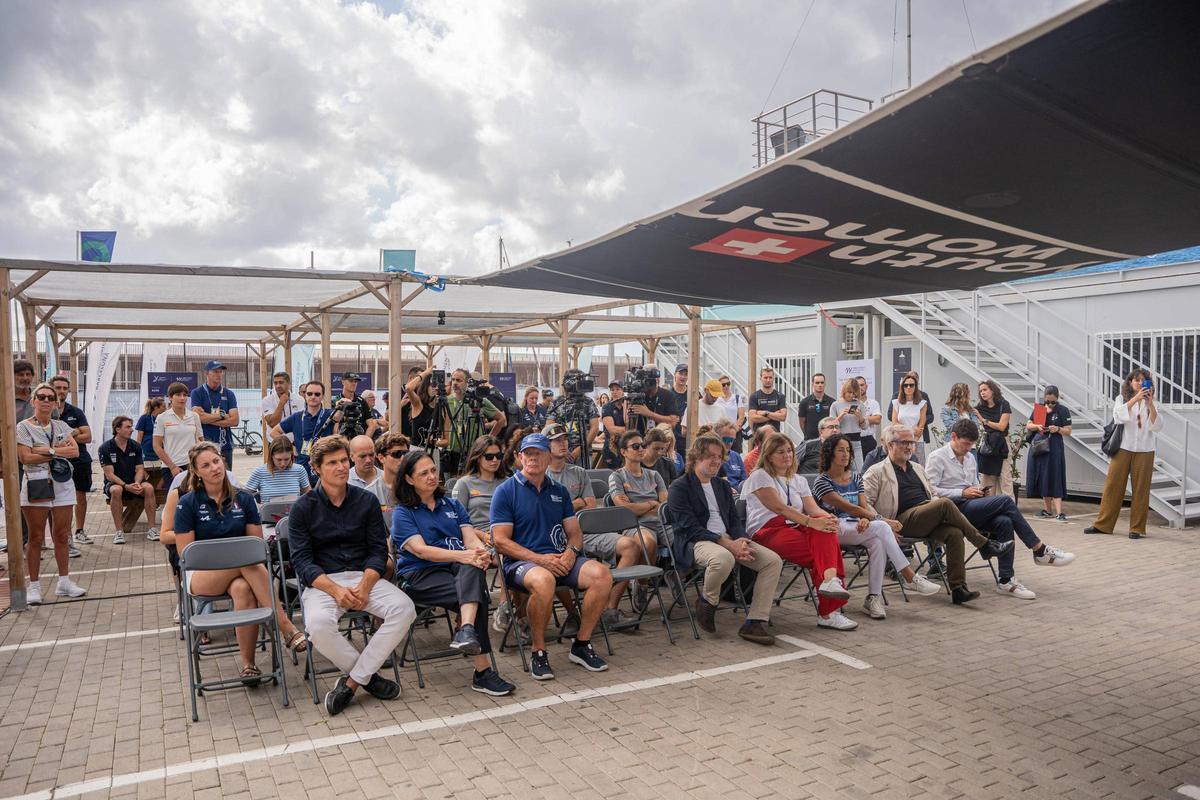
[181,536,269,573]
[734,497,748,532]
[259,500,293,524]
[445,477,458,496]
[590,478,609,499]
[576,505,638,536]
[274,517,289,539]
[798,474,819,492]
[657,502,676,545]
[586,468,613,483]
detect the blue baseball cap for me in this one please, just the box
[203,360,226,371]
[519,433,550,452]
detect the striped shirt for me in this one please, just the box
[245,463,311,503]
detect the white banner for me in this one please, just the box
[438,346,481,375]
[84,342,123,459]
[836,358,875,400]
[275,344,316,389]
[138,344,169,405]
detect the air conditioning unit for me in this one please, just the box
[770,125,810,158]
[843,324,864,353]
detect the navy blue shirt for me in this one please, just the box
[58,402,91,464]
[279,408,335,481]
[174,488,261,542]
[286,484,389,587]
[97,437,143,486]
[489,471,575,555]
[391,497,472,575]
[517,405,547,431]
[190,384,238,452]
[134,413,157,460]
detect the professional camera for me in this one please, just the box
[431,369,447,398]
[562,368,595,397]
[621,366,659,407]
[464,377,492,402]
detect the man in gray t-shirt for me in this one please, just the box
[545,424,596,512]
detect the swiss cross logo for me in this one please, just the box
[690,227,833,263]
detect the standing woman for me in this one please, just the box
[452,435,510,530]
[1025,385,1072,521]
[941,383,974,438]
[134,396,167,487]
[890,371,929,464]
[854,376,882,456]
[400,368,448,451]
[831,378,867,470]
[1086,369,1162,539]
[18,383,86,604]
[974,380,1013,499]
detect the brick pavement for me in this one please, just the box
[1,456,1198,799]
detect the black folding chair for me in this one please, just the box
[293,587,405,705]
[401,603,500,689]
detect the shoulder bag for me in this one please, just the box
[1100,418,1123,457]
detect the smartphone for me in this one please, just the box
[848,403,859,410]
[980,485,992,495]
[1141,378,1153,391]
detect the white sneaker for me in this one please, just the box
[492,599,512,633]
[113,531,125,545]
[817,610,858,631]
[145,528,160,542]
[902,575,942,596]
[172,603,181,624]
[56,578,87,598]
[73,529,93,544]
[863,594,886,620]
[26,581,42,605]
[996,579,1036,600]
[1033,544,1074,567]
[817,576,850,600]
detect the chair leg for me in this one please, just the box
[271,620,290,709]
[184,627,200,722]
[406,625,426,689]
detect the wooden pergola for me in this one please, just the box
[0,258,759,610]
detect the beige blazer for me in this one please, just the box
[862,457,936,519]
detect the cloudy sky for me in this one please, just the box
[0,0,1079,276]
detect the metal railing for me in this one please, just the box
[752,89,874,168]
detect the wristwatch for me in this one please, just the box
[873,513,884,521]
[569,545,583,557]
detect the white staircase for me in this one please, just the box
[871,286,1200,528]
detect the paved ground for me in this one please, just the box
[1,456,1198,800]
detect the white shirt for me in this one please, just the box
[697,398,727,427]
[859,398,882,437]
[700,481,727,536]
[715,393,744,423]
[153,408,203,467]
[924,443,979,500]
[1113,397,1162,453]
[262,391,304,441]
[891,398,928,429]
[742,469,812,536]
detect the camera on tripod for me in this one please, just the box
[464,377,492,403]
[562,368,595,397]
[621,366,659,406]
[431,369,447,398]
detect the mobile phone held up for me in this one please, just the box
[1141,378,1154,391]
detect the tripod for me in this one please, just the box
[554,395,597,467]
[429,395,488,476]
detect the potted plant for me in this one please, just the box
[1007,422,1030,496]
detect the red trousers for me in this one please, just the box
[752,516,846,616]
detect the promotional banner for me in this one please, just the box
[84,342,123,458]
[438,346,481,376]
[79,231,117,262]
[332,372,372,396]
[381,249,416,273]
[148,371,198,399]
[139,345,170,403]
[275,344,315,390]
[891,347,913,398]
[836,358,875,400]
[489,372,517,404]
[43,328,56,381]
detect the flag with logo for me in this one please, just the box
[79,231,117,263]
[380,248,445,292]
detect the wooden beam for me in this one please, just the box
[359,280,391,309]
[6,269,48,300]
[284,331,293,377]
[0,269,28,606]
[21,302,37,364]
[558,320,568,385]
[68,337,81,406]
[741,325,758,402]
[320,313,332,393]
[479,334,492,380]
[34,304,59,329]
[398,284,426,310]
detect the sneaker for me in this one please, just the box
[172,603,181,624]
[863,594,886,620]
[73,529,93,544]
[68,542,82,558]
[1128,532,1143,540]
[693,595,717,634]
[996,579,1036,600]
[951,586,980,605]
[600,607,638,632]
[145,527,160,542]
[979,539,1014,559]
[514,618,532,646]
[26,581,43,606]
[568,641,609,672]
[631,581,652,615]
[450,624,482,656]
[471,667,516,697]
[113,531,125,545]
[363,673,402,700]
[816,611,858,631]
[559,612,581,639]
[817,576,850,600]
[492,600,512,633]
[738,620,777,644]
[1036,510,1053,519]
[1082,526,1110,535]
[1055,513,1068,522]
[324,675,356,715]
[902,575,942,596]
[55,578,87,598]
[530,649,555,681]
[1033,544,1075,567]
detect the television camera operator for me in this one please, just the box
[545,369,601,467]
[333,372,378,440]
[444,368,507,475]
[621,366,679,439]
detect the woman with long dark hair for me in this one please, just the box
[1026,385,1072,520]
[975,380,1013,499]
[400,367,448,450]
[889,371,929,464]
[1086,369,1162,539]
[452,435,510,530]
[391,451,516,696]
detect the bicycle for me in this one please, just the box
[230,419,264,456]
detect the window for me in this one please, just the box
[764,354,817,406]
[1098,329,1200,407]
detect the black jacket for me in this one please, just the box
[286,484,389,587]
[666,472,744,571]
[796,438,822,473]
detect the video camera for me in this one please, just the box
[464,377,492,402]
[431,369,447,398]
[621,366,659,406]
[562,368,596,397]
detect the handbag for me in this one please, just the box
[49,457,74,483]
[26,476,55,501]
[1101,419,1124,457]
[978,429,1009,459]
[1028,434,1051,458]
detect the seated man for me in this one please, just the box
[97,415,158,543]
[287,435,417,716]
[490,433,614,680]
[926,418,1075,601]
[796,416,838,474]
[666,433,784,644]
[863,424,1012,605]
[348,433,390,506]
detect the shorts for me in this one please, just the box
[72,461,93,493]
[20,473,76,508]
[583,532,621,564]
[504,555,594,591]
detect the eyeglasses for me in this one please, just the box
[719,381,730,387]
[627,443,645,451]
[902,383,915,388]
[34,393,56,401]
[481,452,502,460]
[305,391,323,397]
[892,440,917,447]
[386,449,408,459]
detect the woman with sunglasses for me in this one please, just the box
[604,431,666,629]
[452,435,510,530]
[1025,385,1072,521]
[890,371,929,464]
[17,382,86,604]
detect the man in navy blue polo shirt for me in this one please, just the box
[490,432,613,680]
[269,380,336,485]
[190,360,240,470]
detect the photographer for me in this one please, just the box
[545,369,600,467]
[623,366,679,439]
[333,372,377,440]
[445,369,506,475]
[600,381,627,469]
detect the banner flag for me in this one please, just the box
[79,231,117,263]
[84,342,123,458]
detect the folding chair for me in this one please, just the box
[401,602,500,689]
[179,537,290,721]
[586,468,613,484]
[658,503,749,629]
[259,499,294,526]
[577,506,674,644]
[269,518,302,619]
[294,586,405,705]
[589,478,610,501]
[656,504,701,639]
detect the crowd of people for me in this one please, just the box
[5,356,1170,718]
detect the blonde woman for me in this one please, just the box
[830,378,867,470]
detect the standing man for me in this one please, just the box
[13,359,37,423]
[51,376,91,553]
[797,373,834,441]
[697,379,727,428]
[261,371,303,444]
[270,381,336,485]
[98,416,158,543]
[714,375,746,447]
[599,381,627,469]
[446,369,507,475]
[361,390,385,435]
[627,366,678,437]
[668,364,691,459]
[748,367,787,434]
[334,372,376,440]
[190,360,240,470]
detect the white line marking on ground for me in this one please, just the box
[0,563,163,583]
[777,635,872,670]
[1176,785,1200,799]
[1,640,871,800]
[0,626,177,654]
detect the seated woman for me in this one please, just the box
[391,451,516,697]
[602,431,666,628]
[743,432,856,631]
[811,434,941,620]
[245,437,311,503]
[641,426,679,487]
[172,442,306,684]
[452,435,510,531]
[703,419,747,490]
[742,426,770,473]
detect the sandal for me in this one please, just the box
[284,629,308,653]
[240,664,263,687]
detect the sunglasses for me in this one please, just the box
[720,381,731,387]
[902,383,915,388]
[386,449,409,458]
[481,452,502,460]
[304,391,324,397]
[627,443,645,451]
[34,393,56,401]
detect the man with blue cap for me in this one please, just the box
[190,360,239,469]
[490,432,614,681]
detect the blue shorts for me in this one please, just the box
[504,555,594,591]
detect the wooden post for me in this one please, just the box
[0,270,28,609]
[686,310,701,450]
[320,312,332,395]
[742,324,758,398]
[283,331,293,377]
[557,320,568,385]
[642,337,659,367]
[479,335,492,380]
[68,338,80,407]
[48,326,61,379]
[21,301,37,366]
[388,279,404,432]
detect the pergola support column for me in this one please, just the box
[388,279,403,432]
[556,320,568,385]
[68,338,81,407]
[684,307,701,451]
[1,270,28,609]
[283,331,293,377]
[741,324,758,398]
[21,301,37,367]
[478,335,492,380]
[320,312,332,395]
